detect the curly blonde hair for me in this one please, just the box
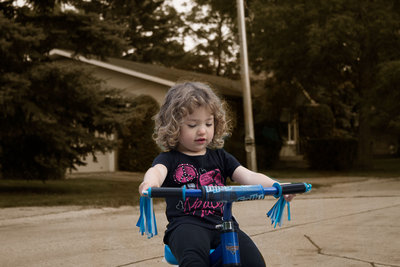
[153,82,231,151]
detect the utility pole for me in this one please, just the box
[236,0,257,171]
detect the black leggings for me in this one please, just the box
[166,223,266,267]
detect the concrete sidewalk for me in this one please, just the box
[0,177,399,267]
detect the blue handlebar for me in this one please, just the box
[144,183,312,202]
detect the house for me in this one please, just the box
[49,49,243,172]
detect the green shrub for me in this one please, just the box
[118,95,160,172]
[305,138,358,170]
[298,104,334,139]
[256,126,282,169]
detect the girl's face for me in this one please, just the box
[177,106,214,155]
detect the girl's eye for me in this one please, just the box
[206,123,213,127]
[188,124,196,128]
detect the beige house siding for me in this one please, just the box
[50,49,243,173]
[73,151,116,172]
[92,67,170,104]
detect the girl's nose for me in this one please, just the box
[197,126,206,135]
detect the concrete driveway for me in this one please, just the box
[0,177,399,267]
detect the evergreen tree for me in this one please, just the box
[0,1,131,180]
[70,0,190,66]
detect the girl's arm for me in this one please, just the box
[232,166,276,187]
[138,164,168,196]
[231,166,295,201]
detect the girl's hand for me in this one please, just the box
[139,164,167,196]
[139,181,156,196]
[283,194,296,202]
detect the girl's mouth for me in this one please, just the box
[195,138,206,143]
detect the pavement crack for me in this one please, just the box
[250,203,400,237]
[304,234,400,267]
[304,234,322,254]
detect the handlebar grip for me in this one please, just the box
[149,187,183,198]
[281,183,308,194]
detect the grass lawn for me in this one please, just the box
[0,179,142,208]
[1,158,399,208]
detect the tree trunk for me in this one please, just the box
[356,104,373,169]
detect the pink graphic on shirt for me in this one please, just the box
[182,198,224,218]
[198,170,223,186]
[174,166,225,218]
[173,164,198,184]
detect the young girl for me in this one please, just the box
[139,82,294,267]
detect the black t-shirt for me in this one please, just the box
[152,148,241,237]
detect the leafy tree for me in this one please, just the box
[248,0,400,168]
[181,1,240,78]
[180,0,241,78]
[370,60,400,154]
[0,2,131,180]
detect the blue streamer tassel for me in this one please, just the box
[136,196,158,238]
[267,196,291,228]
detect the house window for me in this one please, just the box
[287,118,297,145]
